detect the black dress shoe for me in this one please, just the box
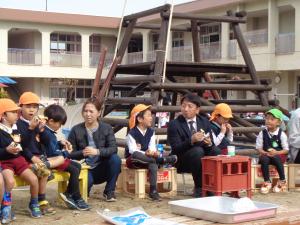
[207,191,215,196]
[193,188,202,198]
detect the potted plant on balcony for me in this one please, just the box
[0,88,9,98]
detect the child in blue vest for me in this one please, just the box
[125,104,177,201]
[17,91,60,215]
[256,108,289,194]
[41,104,90,210]
[0,98,43,223]
[210,103,233,155]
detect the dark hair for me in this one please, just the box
[181,93,201,107]
[135,108,151,126]
[44,104,67,125]
[82,98,101,113]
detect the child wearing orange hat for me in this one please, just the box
[125,104,177,201]
[210,103,234,155]
[17,91,63,215]
[0,98,43,222]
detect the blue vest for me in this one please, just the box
[210,122,230,149]
[125,127,154,158]
[262,128,282,151]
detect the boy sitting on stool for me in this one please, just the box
[125,104,177,201]
[256,108,289,194]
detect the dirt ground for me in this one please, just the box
[10,174,300,225]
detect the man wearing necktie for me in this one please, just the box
[167,93,219,197]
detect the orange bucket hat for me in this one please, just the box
[129,104,151,129]
[210,103,233,121]
[19,92,40,105]
[0,98,20,117]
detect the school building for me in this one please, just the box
[0,0,299,110]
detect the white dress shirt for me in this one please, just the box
[126,127,157,155]
[256,127,289,151]
[186,116,197,132]
[211,121,233,146]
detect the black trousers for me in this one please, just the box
[176,145,219,188]
[64,160,81,200]
[130,151,158,189]
[259,155,285,181]
[295,150,300,164]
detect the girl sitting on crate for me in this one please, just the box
[256,109,289,194]
[125,104,177,201]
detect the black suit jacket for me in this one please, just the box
[167,114,213,155]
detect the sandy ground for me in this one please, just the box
[9,173,300,225]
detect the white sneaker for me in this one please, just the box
[273,180,287,193]
[260,182,272,194]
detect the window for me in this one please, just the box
[200,23,221,44]
[172,32,184,47]
[89,34,101,53]
[151,32,159,50]
[50,33,81,53]
[128,35,143,53]
[49,79,92,100]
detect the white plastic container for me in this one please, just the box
[169,196,278,224]
[227,145,235,156]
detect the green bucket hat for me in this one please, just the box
[266,108,283,121]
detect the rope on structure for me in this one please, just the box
[113,0,128,60]
[157,0,174,144]
[161,0,174,84]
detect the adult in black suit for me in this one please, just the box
[167,93,219,197]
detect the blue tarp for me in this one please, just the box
[0,77,16,84]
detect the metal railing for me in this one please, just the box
[228,40,237,59]
[8,48,42,65]
[244,29,268,46]
[89,52,114,68]
[200,42,221,60]
[126,51,143,64]
[275,33,295,55]
[171,46,193,62]
[50,51,82,67]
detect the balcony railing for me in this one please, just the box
[228,40,237,59]
[127,51,143,64]
[8,48,41,65]
[200,42,221,60]
[50,51,82,67]
[89,52,114,68]
[275,33,295,55]
[244,29,268,46]
[171,46,193,62]
[147,50,156,62]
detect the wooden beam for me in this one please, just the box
[151,105,271,113]
[106,97,152,105]
[210,99,278,105]
[173,12,246,23]
[135,23,190,32]
[227,10,269,106]
[123,4,170,21]
[150,83,271,91]
[112,75,155,84]
[91,48,106,98]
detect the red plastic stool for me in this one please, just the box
[202,155,252,198]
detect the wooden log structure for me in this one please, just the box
[94,4,289,148]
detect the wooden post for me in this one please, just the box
[91,48,107,98]
[227,10,269,106]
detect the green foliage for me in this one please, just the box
[0,88,9,98]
